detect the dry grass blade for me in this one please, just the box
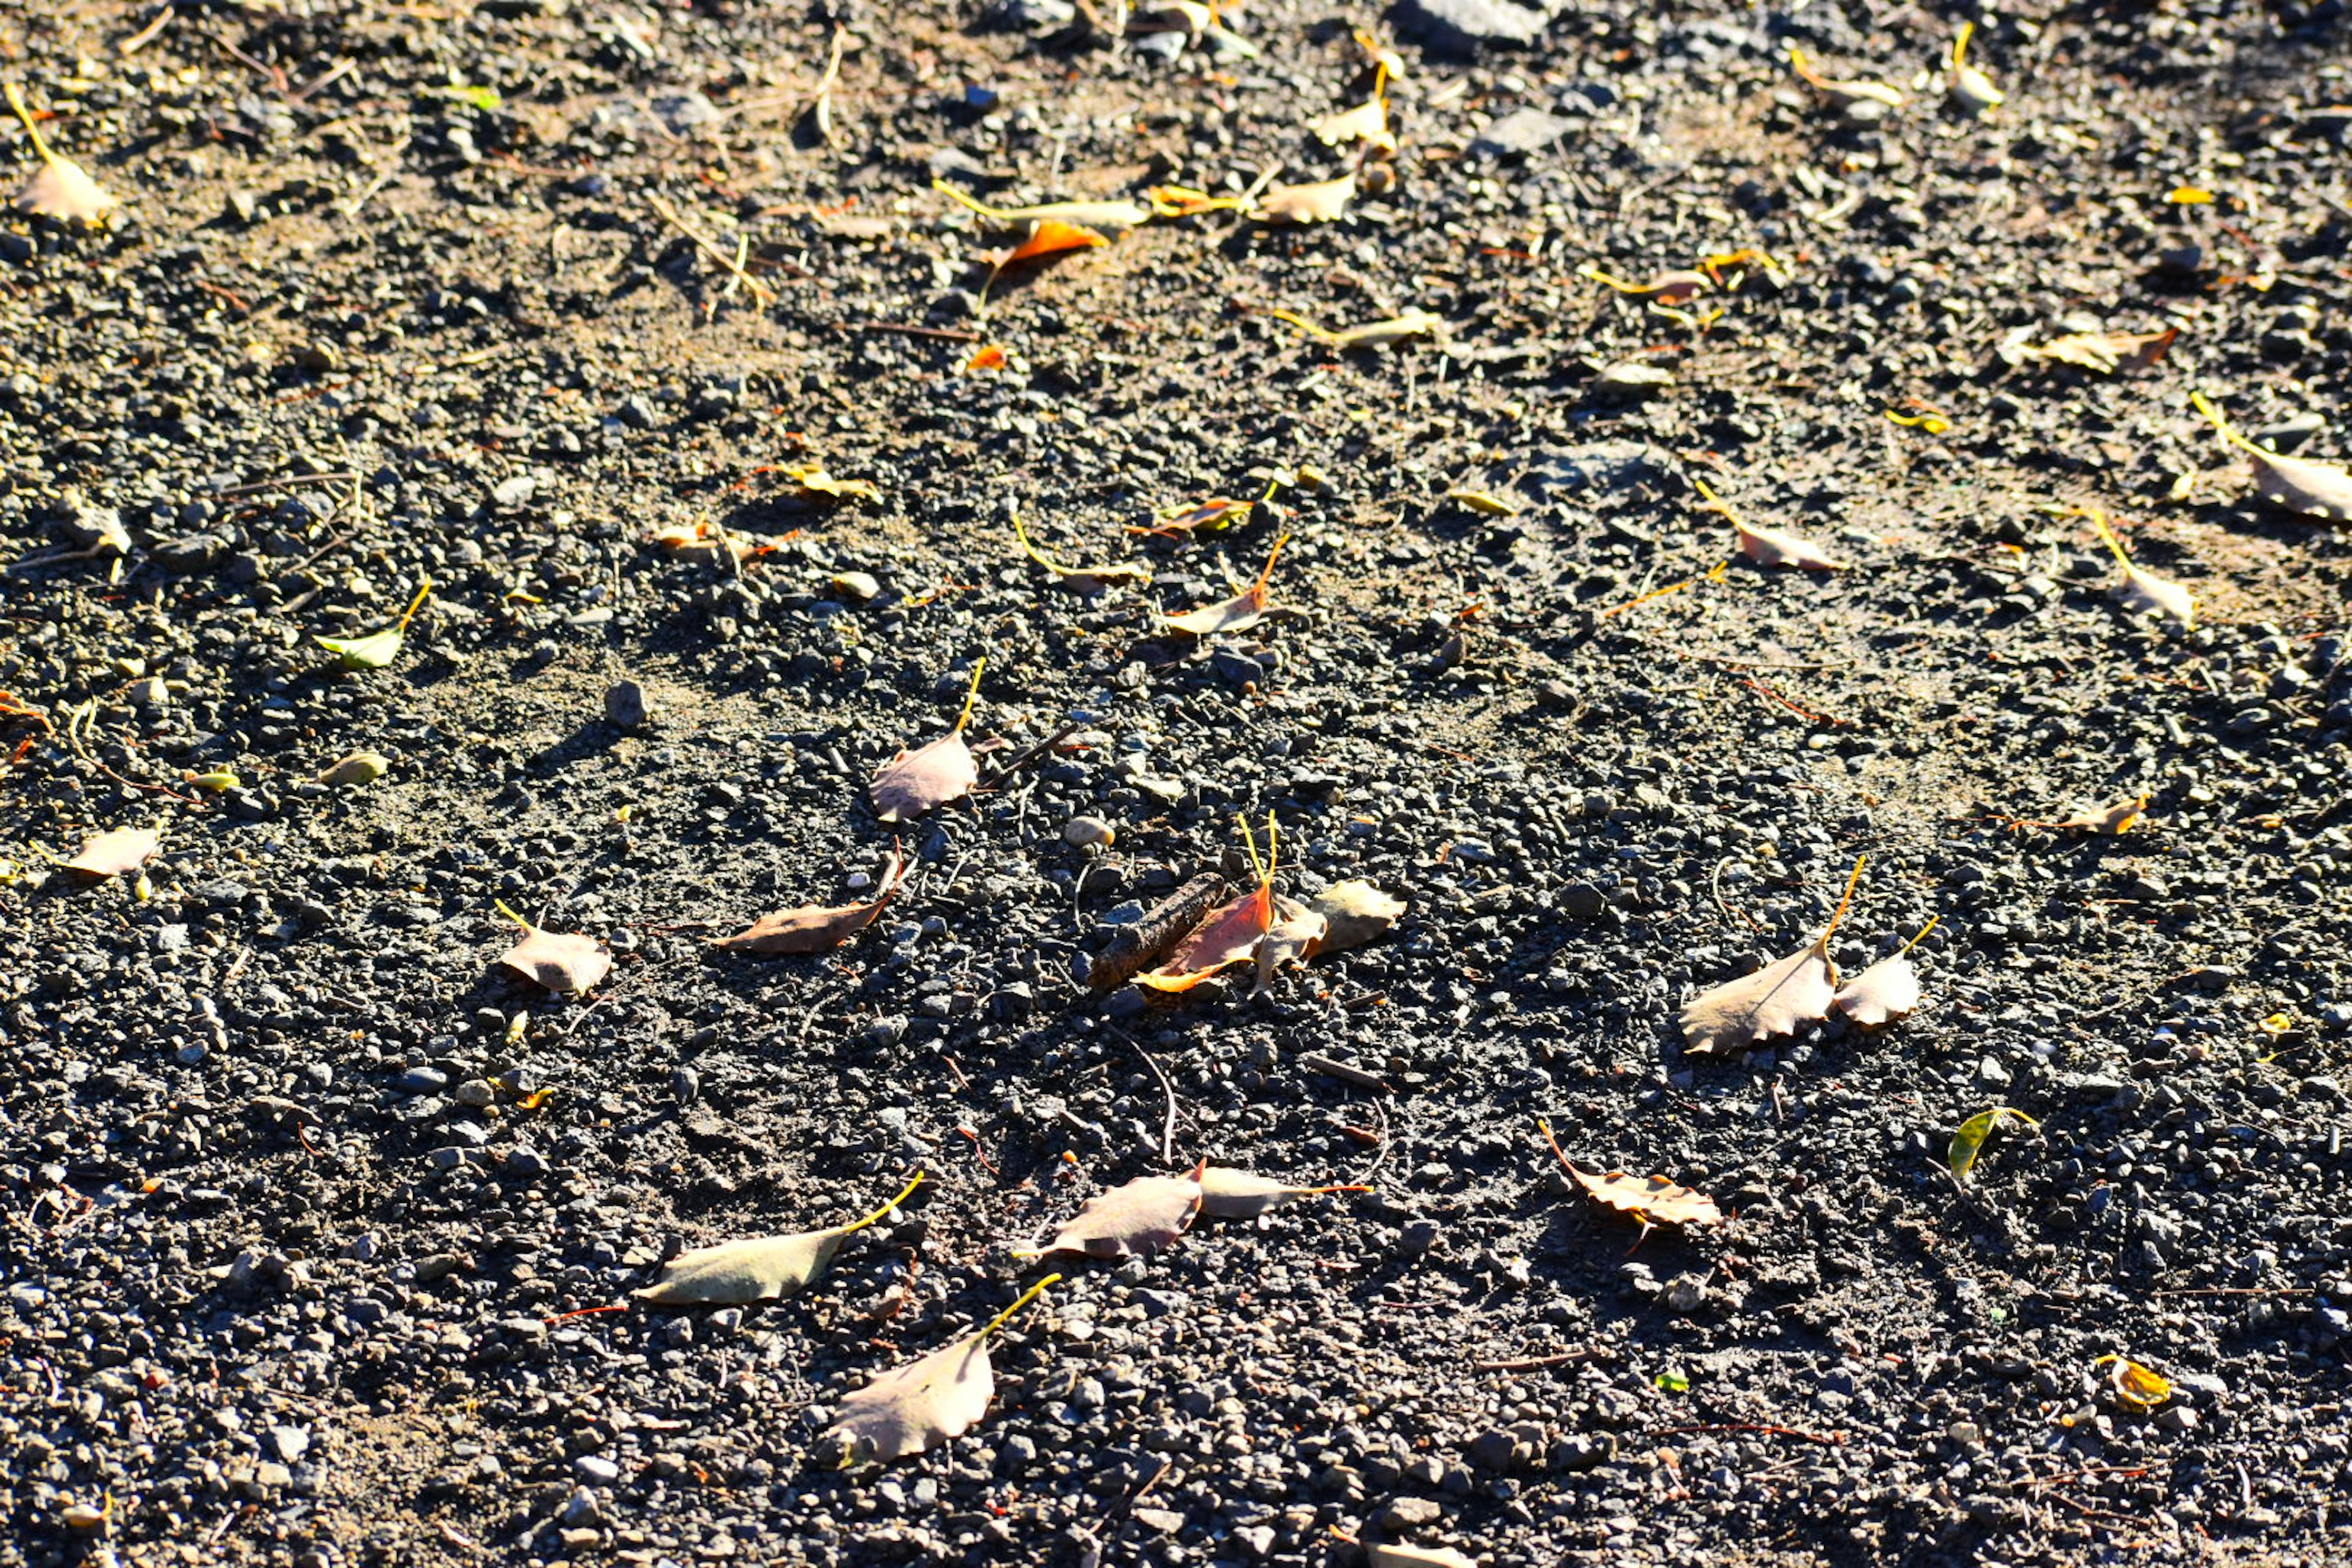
[635,1173,923,1305]
[1263,306,1441,350]
[1012,509,1150,589]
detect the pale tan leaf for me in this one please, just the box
[1308,880,1405,955]
[1735,520,1842,570]
[64,826,158,877]
[1566,1164,1723,1227]
[317,751,390,787]
[1309,97,1393,151]
[1164,534,1287,636]
[496,904,612,993]
[8,85,116,226]
[1020,1169,1202,1259]
[714,849,907,954]
[1680,935,1836,1055]
[1831,954,1919,1028]
[783,464,881,504]
[1012,510,1150,589]
[636,1174,921,1305]
[871,731,976,822]
[2052,794,2147,835]
[1255,172,1357,225]
[1368,1545,1481,1568]
[824,1275,1057,1464]
[1249,894,1327,997]
[1197,1166,1369,1219]
[2114,563,2194,627]
[2193,390,2352,521]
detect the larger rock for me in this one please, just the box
[1393,0,1544,54]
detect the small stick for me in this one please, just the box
[1654,1422,1845,1448]
[1474,1348,1605,1373]
[1298,1052,1390,1095]
[648,194,777,306]
[981,721,1083,786]
[832,321,986,343]
[1110,1027,1179,1164]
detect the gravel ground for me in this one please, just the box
[4,1,2351,1566]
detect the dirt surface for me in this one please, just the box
[5,1,2352,1566]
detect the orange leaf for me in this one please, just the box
[962,344,1008,374]
[995,219,1109,269]
[1135,884,1272,991]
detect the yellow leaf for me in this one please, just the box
[1948,1106,2038,1183]
[2094,1355,2171,1409]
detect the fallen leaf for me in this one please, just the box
[1885,409,1951,435]
[2013,327,2176,375]
[1578,262,1710,304]
[1249,894,1327,997]
[1310,96,1394,153]
[318,751,390,786]
[1540,1120,1722,1229]
[1254,172,1357,225]
[1833,916,1937,1027]
[1164,533,1288,636]
[1264,306,1442,350]
[1016,1166,1202,1259]
[2094,1355,2172,1410]
[714,848,908,954]
[1154,497,1253,534]
[494,900,612,993]
[1948,22,2004,113]
[933,178,1151,231]
[1948,1106,2038,1183]
[1695,479,1841,570]
[1013,510,1150,590]
[1368,1545,1481,1568]
[961,344,1008,374]
[1139,816,1279,991]
[635,1172,923,1305]
[7,84,116,225]
[2192,391,2352,521]
[1145,183,1246,218]
[990,217,1109,273]
[1446,488,1518,516]
[65,826,158,877]
[1786,44,1905,108]
[783,464,881,505]
[647,519,753,561]
[2051,794,2147,835]
[1128,0,1213,38]
[1681,856,1861,1055]
[317,581,433,671]
[872,661,984,823]
[2089,511,2193,628]
[1197,1167,1371,1219]
[824,1273,1060,1464]
[1308,880,1405,955]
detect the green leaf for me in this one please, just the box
[1948,1106,2039,1183]
[316,628,404,669]
[428,84,503,112]
[1654,1369,1689,1393]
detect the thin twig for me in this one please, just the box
[1300,1052,1389,1095]
[1475,1348,1606,1373]
[648,194,778,306]
[1112,1028,1179,1165]
[832,320,986,344]
[214,472,366,500]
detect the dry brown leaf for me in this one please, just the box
[1155,497,1253,534]
[1254,172,1357,225]
[2194,391,2352,521]
[8,85,116,226]
[990,217,1109,271]
[2090,512,2193,628]
[2051,794,2147,835]
[1012,509,1150,590]
[1681,857,1861,1055]
[872,663,984,823]
[2018,327,2176,375]
[1308,880,1405,956]
[1310,96,1395,153]
[1695,478,1841,570]
[494,902,612,993]
[1198,1167,1370,1219]
[933,178,1152,231]
[635,1173,922,1305]
[824,1274,1058,1464]
[1249,894,1327,997]
[714,848,907,955]
[647,519,754,562]
[64,826,158,877]
[1139,816,1280,992]
[1016,1166,1202,1259]
[1265,306,1442,351]
[1541,1121,1722,1229]
[1368,1546,1480,1568]
[1833,954,1920,1028]
[1164,533,1287,636]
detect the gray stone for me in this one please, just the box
[1394,0,1545,54]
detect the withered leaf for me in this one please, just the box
[64,826,159,878]
[1786,45,1905,108]
[990,217,1109,271]
[1155,497,1253,534]
[714,848,907,955]
[2090,512,2192,628]
[783,464,881,505]
[1254,172,1357,225]
[1310,96,1393,153]
[1137,883,1272,991]
[872,663,984,823]
[2096,1355,2173,1411]
[2012,326,2176,375]
[1695,478,1840,569]
[495,902,612,993]
[1017,1167,1202,1259]
[1368,1546,1481,1568]
[2194,391,2352,521]
[1541,1121,1721,1229]
[933,178,1151,232]
[1308,880,1405,956]
[1198,1166,1370,1219]
[1681,858,1861,1055]
[1832,954,1920,1028]
[2051,794,2147,835]
[1249,894,1327,998]
[1265,306,1442,351]
[8,85,116,226]
[636,1173,922,1305]
[824,1274,1058,1464]
[1164,533,1288,636]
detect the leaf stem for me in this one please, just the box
[837,1170,925,1237]
[5,83,60,168]
[1894,914,1942,959]
[1237,812,1270,889]
[1536,1116,1578,1176]
[954,657,987,733]
[394,579,434,633]
[1251,532,1289,597]
[2087,511,2134,572]
[1951,20,1974,70]
[1262,307,1341,346]
[932,178,1008,222]
[1822,853,1864,944]
[976,1272,1060,1342]
[492,898,533,932]
[2188,390,2251,453]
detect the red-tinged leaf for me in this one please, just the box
[991,217,1109,270]
[64,826,159,877]
[1164,533,1287,636]
[1136,884,1273,992]
[714,850,907,955]
[962,344,1008,374]
[1019,1167,1203,1259]
[824,1275,1058,1464]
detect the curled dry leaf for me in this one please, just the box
[1012,510,1150,589]
[1139,816,1278,992]
[1948,1106,2038,1183]
[824,1273,1059,1464]
[1199,1166,1371,1219]
[1155,496,1253,534]
[1249,894,1327,998]
[647,519,753,562]
[1164,533,1288,636]
[2094,1355,2173,1410]
[2051,794,2147,835]
[1310,96,1394,153]
[1309,880,1405,955]
[933,178,1152,232]
[8,85,117,226]
[1681,856,1861,1055]
[872,662,984,823]
[1017,1165,1202,1259]
[2193,391,2352,521]
[783,464,880,505]
[2005,326,2176,375]
[318,751,390,787]
[636,1173,923,1305]
[494,901,612,993]
[1254,172,1357,225]
[1540,1121,1722,1229]
[317,581,432,671]
[2090,512,2193,628]
[1786,45,1904,108]
[1264,306,1441,351]
[1947,23,2004,114]
[714,848,907,954]
[1695,478,1841,570]
[65,826,159,878]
